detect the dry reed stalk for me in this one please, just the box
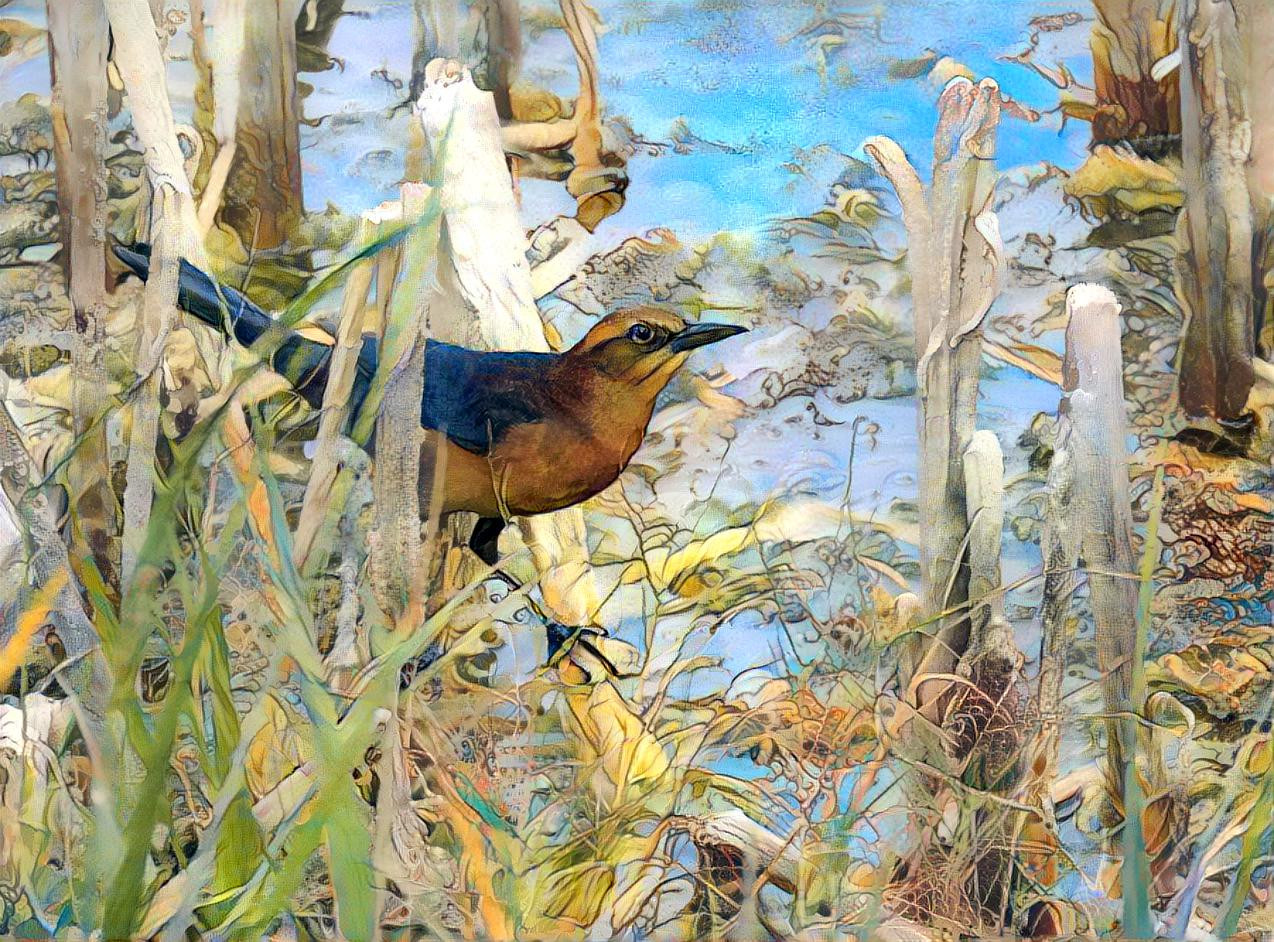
[195,0,245,234]
[865,76,1003,701]
[104,0,215,588]
[47,0,119,590]
[292,215,379,572]
[0,398,104,720]
[369,185,435,625]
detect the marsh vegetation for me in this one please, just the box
[1,1,1273,939]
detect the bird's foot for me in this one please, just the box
[545,622,643,682]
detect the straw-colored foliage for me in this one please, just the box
[4,1,1274,940]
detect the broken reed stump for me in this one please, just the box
[868,79,1037,936]
[945,430,1022,787]
[1041,284,1140,807]
[865,76,1003,703]
[1176,0,1257,431]
[962,431,1012,661]
[1037,283,1156,933]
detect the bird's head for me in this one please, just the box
[567,307,747,391]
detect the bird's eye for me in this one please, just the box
[627,323,656,344]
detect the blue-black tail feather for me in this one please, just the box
[112,243,561,456]
[112,243,377,418]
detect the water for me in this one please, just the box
[3,0,1093,234]
[3,0,1088,683]
[302,0,1093,239]
[5,0,1103,900]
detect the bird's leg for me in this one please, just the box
[397,563,615,690]
[467,517,607,665]
[469,516,506,566]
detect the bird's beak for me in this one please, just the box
[667,322,747,353]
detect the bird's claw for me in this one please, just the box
[545,623,647,685]
[545,622,607,666]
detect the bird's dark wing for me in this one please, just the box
[422,342,560,454]
[115,243,353,413]
[113,244,561,454]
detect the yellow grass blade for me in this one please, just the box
[0,570,67,690]
[983,338,1064,386]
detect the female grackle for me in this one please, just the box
[112,245,746,567]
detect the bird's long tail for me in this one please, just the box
[112,243,376,415]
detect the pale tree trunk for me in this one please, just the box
[47,0,119,591]
[418,60,600,628]
[1060,286,1141,807]
[104,0,209,587]
[1176,0,1255,429]
[1091,0,1180,146]
[222,0,304,249]
[865,77,1003,703]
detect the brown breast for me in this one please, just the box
[424,371,654,519]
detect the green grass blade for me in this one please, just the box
[323,791,377,942]
[1216,737,1274,936]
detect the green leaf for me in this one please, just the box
[324,791,378,942]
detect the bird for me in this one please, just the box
[111,244,746,570]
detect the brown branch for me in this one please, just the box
[47,0,119,591]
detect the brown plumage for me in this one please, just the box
[429,307,744,520]
[111,244,746,563]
